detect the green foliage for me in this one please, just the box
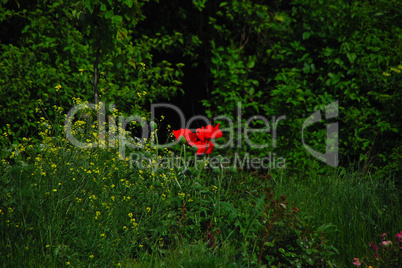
[354,232,402,267]
[256,195,338,267]
[273,168,402,266]
[0,0,400,267]
[0,115,339,266]
[0,1,91,141]
[0,0,185,144]
[2,0,400,174]
[281,0,402,173]
[4,130,399,266]
[71,0,143,53]
[1,105,400,267]
[202,0,402,174]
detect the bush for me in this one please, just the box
[201,0,402,174]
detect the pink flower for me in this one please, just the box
[396,231,402,242]
[380,240,392,247]
[380,233,387,240]
[353,258,361,267]
[370,242,378,253]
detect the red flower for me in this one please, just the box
[173,129,197,144]
[173,124,223,155]
[196,124,223,141]
[192,140,215,155]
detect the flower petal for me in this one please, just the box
[193,140,215,155]
[173,129,197,144]
[196,124,223,141]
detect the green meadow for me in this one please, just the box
[1,114,400,267]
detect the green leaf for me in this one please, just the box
[334,58,343,66]
[84,0,94,13]
[100,3,107,11]
[125,0,134,8]
[104,10,114,19]
[347,52,357,64]
[112,15,123,24]
[264,241,275,247]
[78,11,85,21]
[306,257,314,265]
[302,32,312,40]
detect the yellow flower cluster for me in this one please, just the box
[136,90,148,98]
[128,212,138,228]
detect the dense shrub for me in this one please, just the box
[201,0,402,174]
[0,0,185,144]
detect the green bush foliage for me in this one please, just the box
[0,0,185,144]
[201,0,402,173]
[0,1,91,141]
[1,0,400,173]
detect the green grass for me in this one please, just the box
[272,168,402,266]
[0,125,401,267]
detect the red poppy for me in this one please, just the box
[173,124,222,155]
[196,124,223,141]
[192,140,215,155]
[173,129,197,144]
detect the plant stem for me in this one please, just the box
[93,45,100,105]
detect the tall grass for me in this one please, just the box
[1,109,400,267]
[0,135,338,267]
[273,167,401,266]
